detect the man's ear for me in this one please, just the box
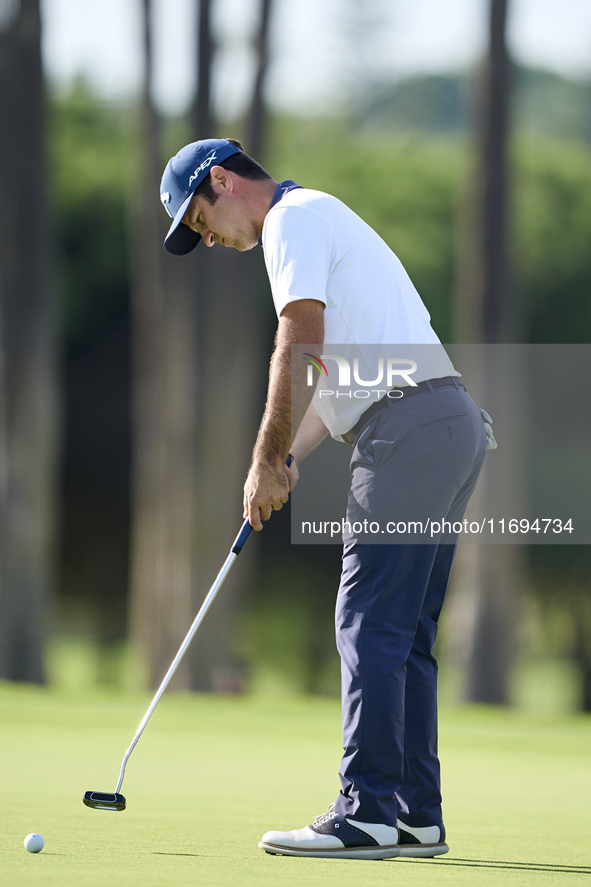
[209,165,233,193]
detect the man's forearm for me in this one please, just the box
[252,300,324,467]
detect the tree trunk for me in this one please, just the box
[0,0,59,682]
[194,0,213,138]
[246,0,273,159]
[573,592,591,713]
[128,0,196,689]
[449,0,524,705]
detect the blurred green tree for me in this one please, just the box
[353,67,591,143]
[515,136,591,343]
[48,81,132,677]
[525,547,591,712]
[48,81,131,349]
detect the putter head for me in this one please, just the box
[83,790,126,812]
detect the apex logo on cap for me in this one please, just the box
[188,150,218,187]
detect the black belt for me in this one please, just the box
[342,376,466,445]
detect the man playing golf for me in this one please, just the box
[160,138,491,860]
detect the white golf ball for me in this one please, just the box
[24,833,44,853]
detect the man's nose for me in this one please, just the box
[203,230,215,247]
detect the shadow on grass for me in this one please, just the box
[153,852,203,858]
[396,858,591,874]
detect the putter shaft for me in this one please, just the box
[114,519,253,794]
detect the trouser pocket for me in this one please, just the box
[420,412,466,428]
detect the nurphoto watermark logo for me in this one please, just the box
[290,344,591,545]
[302,353,328,378]
[303,353,418,399]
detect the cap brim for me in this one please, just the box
[164,192,201,255]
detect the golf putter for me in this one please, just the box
[84,457,292,812]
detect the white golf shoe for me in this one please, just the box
[259,804,400,860]
[397,818,449,857]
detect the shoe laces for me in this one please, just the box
[313,803,336,825]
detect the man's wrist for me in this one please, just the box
[254,433,291,467]
[251,450,289,471]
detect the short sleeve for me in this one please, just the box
[263,205,332,316]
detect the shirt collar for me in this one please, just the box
[259,180,302,246]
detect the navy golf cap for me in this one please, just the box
[160,139,242,255]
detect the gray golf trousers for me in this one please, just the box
[334,381,486,826]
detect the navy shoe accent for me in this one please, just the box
[397,819,449,858]
[311,812,379,848]
[398,822,446,845]
[398,828,421,846]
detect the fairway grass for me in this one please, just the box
[1,684,590,886]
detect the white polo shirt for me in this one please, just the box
[262,187,458,438]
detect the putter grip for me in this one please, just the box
[231,455,293,554]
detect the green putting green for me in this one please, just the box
[1,683,590,886]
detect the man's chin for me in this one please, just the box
[216,239,256,251]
